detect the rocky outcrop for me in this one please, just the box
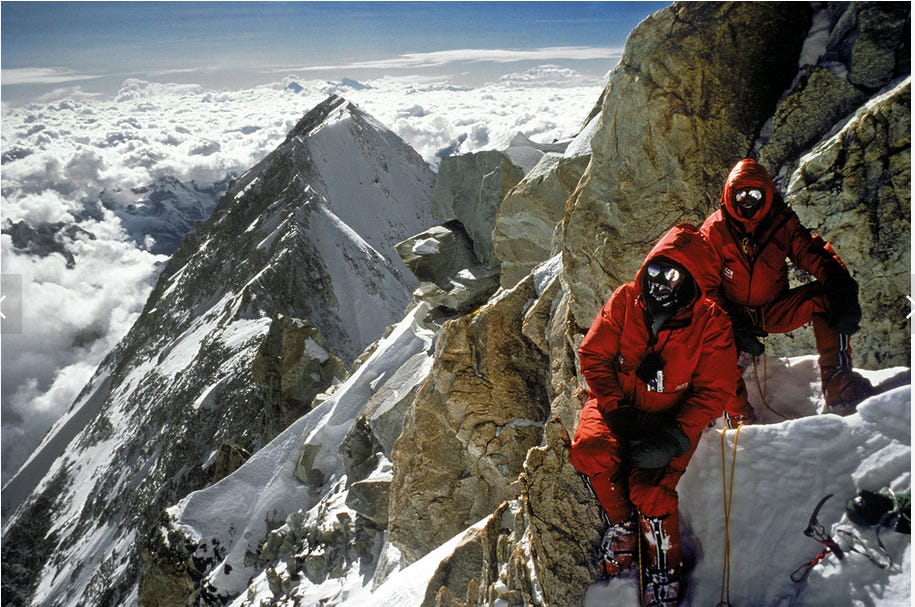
[760,2,911,178]
[493,153,590,289]
[431,151,525,268]
[388,273,551,562]
[780,77,911,367]
[562,2,813,331]
[520,419,604,606]
[395,221,500,318]
[410,2,910,605]
[2,220,96,268]
[253,315,347,435]
[406,419,601,607]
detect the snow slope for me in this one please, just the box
[167,301,438,601]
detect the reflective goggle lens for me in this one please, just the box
[646,263,681,286]
[735,188,764,207]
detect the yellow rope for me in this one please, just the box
[717,424,742,607]
[752,346,791,423]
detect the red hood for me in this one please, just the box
[721,158,777,232]
[637,223,716,303]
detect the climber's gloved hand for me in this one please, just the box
[724,304,766,356]
[629,424,691,469]
[826,276,862,335]
[733,322,767,357]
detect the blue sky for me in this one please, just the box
[1,1,669,102]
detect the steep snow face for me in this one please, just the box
[166,302,438,602]
[0,95,436,607]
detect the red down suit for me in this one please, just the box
[569,224,736,521]
[700,158,854,381]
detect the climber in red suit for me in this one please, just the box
[570,223,736,606]
[701,158,873,426]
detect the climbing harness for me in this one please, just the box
[716,424,743,606]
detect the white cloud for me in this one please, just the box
[0,72,605,482]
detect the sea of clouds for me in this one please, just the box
[0,67,605,483]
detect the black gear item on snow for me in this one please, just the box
[629,425,690,470]
[847,489,911,535]
[825,275,862,334]
[791,493,844,582]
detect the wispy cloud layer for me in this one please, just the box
[2,67,101,85]
[282,46,623,72]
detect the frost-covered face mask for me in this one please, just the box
[645,262,683,309]
[734,187,765,218]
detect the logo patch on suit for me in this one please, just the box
[723,266,734,280]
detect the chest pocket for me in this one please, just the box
[618,330,695,403]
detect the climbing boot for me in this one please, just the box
[598,513,638,577]
[639,511,682,606]
[822,367,874,415]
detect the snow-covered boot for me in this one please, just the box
[822,366,874,415]
[639,511,682,606]
[598,512,638,577]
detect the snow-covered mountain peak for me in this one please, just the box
[0,96,435,606]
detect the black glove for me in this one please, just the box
[826,276,861,335]
[604,405,639,441]
[629,425,691,469]
[733,323,767,356]
[723,302,767,356]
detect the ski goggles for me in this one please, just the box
[646,263,682,288]
[734,188,764,209]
